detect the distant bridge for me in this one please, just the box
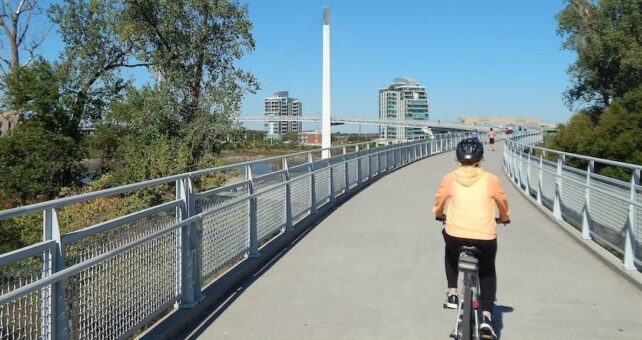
[236,115,493,132]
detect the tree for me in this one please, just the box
[0,0,47,76]
[122,0,259,123]
[557,0,642,108]
[2,58,73,134]
[48,0,150,140]
[554,1,642,177]
[552,86,642,178]
[281,131,299,143]
[0,122,83,203]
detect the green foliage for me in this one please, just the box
[551,113,597,156]
[108,86,182,140]
[0,0,260,253]
[183,112,243,161]
[49,0,140,129]
[0,122,84,202]
[554,1,642,179]
[281,131,299,143]
[86,123,124,173]
[552,86,642,178]
[122,0,259,122]
[348,134,368,143]
[0,213,41,253]
[2,59,77,137]
[557,0,642,107]
[115,134,190,184]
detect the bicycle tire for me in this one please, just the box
[461,273,474,340]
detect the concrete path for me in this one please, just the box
[190,144,642,340]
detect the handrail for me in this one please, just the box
[503,132,641,271]
[0,138,426,221]
[509,139,642,171]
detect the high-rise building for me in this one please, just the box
[264,91,303,140]
[379,78,430,141]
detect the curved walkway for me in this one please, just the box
[189,144,642,339]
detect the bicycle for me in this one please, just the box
[436,215,509,340]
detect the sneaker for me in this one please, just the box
[480,316,497,339]
[443,293,458,309]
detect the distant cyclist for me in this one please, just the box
[487,128,496,151]
[433,138,510,339]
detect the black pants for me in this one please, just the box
[442,229,497,314]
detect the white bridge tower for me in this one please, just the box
[322,7,331,158]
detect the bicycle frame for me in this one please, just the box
[451,252,481,340]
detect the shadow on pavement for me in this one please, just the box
[493,304,514,339]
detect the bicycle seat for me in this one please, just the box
[458,246,481,257]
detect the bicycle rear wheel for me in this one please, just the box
[461,273,474,340]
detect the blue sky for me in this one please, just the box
[12,0,576,132]
[239,0,576,131]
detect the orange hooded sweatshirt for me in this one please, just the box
[433,166,510,240]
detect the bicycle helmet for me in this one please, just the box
[456,138,483,165]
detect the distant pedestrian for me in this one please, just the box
[487,128,496,151]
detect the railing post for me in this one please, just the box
[623,169,640,270]
[525,148,532,195]
[356,145,363,186]
[581,161,594,240]
[507,142,514,181]
[375,149,381,176]
[42,208,68,340]
[308,153,317,214]
[283,158,294,232]
[553,154,565,220]
[517,146,523,189]
[176,176,202,308]
[246,165,260,258]
[537,151,543,205]
[343,147,350,191]
[177,176,195,219]
[392,144,397,166]
[329,163,336,202]
[179,221,200,308]
[368,144,374,179]
[413,143,417,161]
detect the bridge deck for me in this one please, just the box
[188,144,642,339]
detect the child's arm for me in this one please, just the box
[433,175,451,217]
[491,175,510,221]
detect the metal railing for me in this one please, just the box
[0,131,476,340]
[503,132,641,271]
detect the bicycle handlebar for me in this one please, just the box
[435,215,510,225]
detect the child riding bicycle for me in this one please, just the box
[433,138,510,339]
